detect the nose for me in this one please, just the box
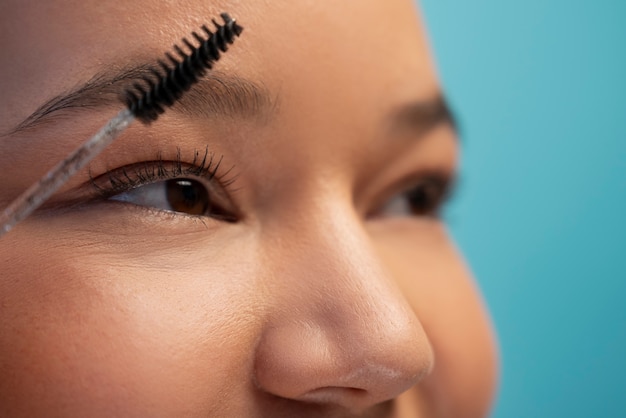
[253,208,434,413]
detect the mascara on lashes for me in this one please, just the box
[0,12,244,237]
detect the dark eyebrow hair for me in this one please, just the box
[7,63,277,135]
[388,94,458,140]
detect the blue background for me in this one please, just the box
[418,0,626,416]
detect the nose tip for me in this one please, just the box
[253,283,434,412]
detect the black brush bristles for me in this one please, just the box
[125,13,243,124]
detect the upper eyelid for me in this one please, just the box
[87,152,237,198]
[366,170,457,217]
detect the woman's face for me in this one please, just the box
[0,1,497,417]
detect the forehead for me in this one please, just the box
[0,0,439,133]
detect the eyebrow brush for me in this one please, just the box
[0,13,243,238]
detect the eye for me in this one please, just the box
[87,149,239,221]
[375,174,453,218]
[110,178,233,219]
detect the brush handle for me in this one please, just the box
[0,109,134,238]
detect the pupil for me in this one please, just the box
[166,179,209,215]
[408,187,428,214]
[408,178,440,215]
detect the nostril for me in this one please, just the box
[297,386,367,404]
[296,387,372,414]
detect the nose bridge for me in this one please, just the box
[292,212,409,337]
[254,197,433,409]
[263,196,399,323]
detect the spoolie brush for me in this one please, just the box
[127,13,243,123]
[0,13,243,238]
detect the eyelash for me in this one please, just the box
[88,147,238,220]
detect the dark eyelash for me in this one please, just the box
[88,147,236,197]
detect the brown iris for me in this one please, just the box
[165,179,209,215]
[405,176,449,216]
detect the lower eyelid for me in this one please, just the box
[92,198,217,224]
[35,198,225,238]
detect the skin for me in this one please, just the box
[0,0,498,417]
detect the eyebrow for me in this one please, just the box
[7,63,276,135]
[388,94,458,139]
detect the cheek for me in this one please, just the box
[368,219,499,417]
[0,230,262,416]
